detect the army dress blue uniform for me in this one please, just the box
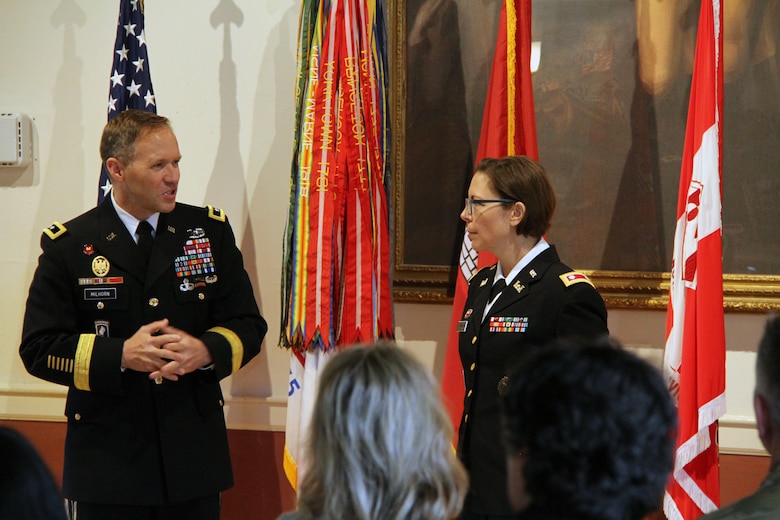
[457,245,608,516]
[19,199,267,506]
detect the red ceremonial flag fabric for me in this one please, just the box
[662,2,725,519]
[441,0,537,436]
[282,0,392,490]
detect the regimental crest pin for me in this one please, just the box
[91,256,110,277]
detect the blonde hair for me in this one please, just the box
[297,343,468,520]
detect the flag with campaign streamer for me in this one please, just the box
[281,0,393,490]
[441,0,538,436]
[663,2,725,519]
[98,0,157,204]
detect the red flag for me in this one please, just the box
[663,2,725,519]
[441,0,537,436]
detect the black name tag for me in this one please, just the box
[84,288,117,300]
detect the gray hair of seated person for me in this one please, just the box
[296,342,468,520]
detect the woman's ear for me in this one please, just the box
[509,201,526,227]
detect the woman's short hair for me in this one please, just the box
[502,336,677,520]
[475,155,556,238]
[99,109,172,164]
[297,343,468,520]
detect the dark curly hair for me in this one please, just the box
[502,336,677,520]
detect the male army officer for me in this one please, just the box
[20,109,267,520]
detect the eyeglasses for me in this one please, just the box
[464,197,518,217]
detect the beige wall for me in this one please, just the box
[0,1,769,455]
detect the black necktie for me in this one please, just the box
[489,278,506,300]
[136,220,154,265]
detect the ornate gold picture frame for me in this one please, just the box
[389,0,780,311]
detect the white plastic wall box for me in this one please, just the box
[0,112,32,167]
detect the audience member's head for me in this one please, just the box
[0,427,67,520]
[296,343,468,520]
[754,314,780,462]
[502,336,677,520]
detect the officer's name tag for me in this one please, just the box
[456,320,468,332]
[84,288,117,300]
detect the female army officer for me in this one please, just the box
[456,155,608,519]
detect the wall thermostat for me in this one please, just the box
[0,112,33,167]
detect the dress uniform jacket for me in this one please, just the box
[456,245,608,515]
[20,199,267,506]
[699,465,780,520]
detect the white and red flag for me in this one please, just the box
[663,1,725,519]
[441,0,537,437]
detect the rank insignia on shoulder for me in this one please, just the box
[467,265,493,284]
[560,272,594,288]
[43,222,67,240]
[207,205,226,222]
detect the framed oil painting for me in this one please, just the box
[389,0,780,310]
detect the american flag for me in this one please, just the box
[98,0,156,204]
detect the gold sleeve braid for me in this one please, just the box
[74,334,97,391]
[208,326,244,374]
